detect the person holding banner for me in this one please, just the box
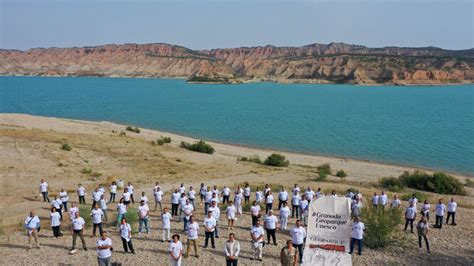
[250,220,265,261]
[349,216,365,256]
[290,219,306,263]
[280,239,298,266]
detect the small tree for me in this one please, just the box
[61,143,72,151]
[316,163,332,180]
[263,153,289,167]
[336,170,347,179]
[180,140,215,154]
[361,206,403,248]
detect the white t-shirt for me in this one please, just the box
[110,185,117,193]
[123,192,131,202]
[234,194,243,205]
[39,182,48,192]
[91,209,104,224]
[379,194,388,205]
[409,197,418,209]
[171,193,181,204]
[178,186,186,194]
[141,196,149,205]
[98,187,106,194]
[200,186,207,196]
[223,187,231,196]
[212,189,220,197]
[52,199,62,209]
[187,222,199,240]
[372,195,379,205]
[96,237,112,259]
[227,205,236,218]
[154,190,164,201]
[391,199,401,208]
[292,194,301,206]
[188,190,196,199]
[77,186,85,196]
[300,200,309,214]
[50,212,61,226]
[266,194,274,204]
[448,201,457,212]
[251,226,265,243]
[59,191,69,202]
[292,187,300,194]
[204,217,216,232]
[169,241,183,259]
[279,191,288,201]
[351,222,365,240]
[209,206,220,220]
[120,223,132,241]
[138,205,149,218]
[72,217,86,230]
[205,191,212,202]
[436,203,446,216]
[99,199,107,210]
[264,215,278,229]
[25,216,40,231]
[406,206,417,219]
[93,192,102,202]
[179,197,188,209]
[280,206,290,218]
[184,204,194,219]
[244,187,251,197]
[210,197,219,205]
[291,227,306,245]
[162,213,171,229]
[304,190,314,201]
[69,207,79,220]
[255,191,263,202]
[251,205,261,216]
[127,185,134,194]
[117,203,127,215]
[422,203,430,215]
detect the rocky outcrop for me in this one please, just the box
[1,42,473,85]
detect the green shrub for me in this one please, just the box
[156,136,172,145]
[336,170,347,178]
[238,155,262,164]
[399,171,466,195]
[317,163,332,176]
[380,177,406,192]
[465,179,474,188]
[263,153,289,167]
[361,206,403,248]
[125,126,140,133]
[61,143,72,151]
[80,168,92,174]
[180,140,215,154]
[124,207,139,234]
[316,171,328,181]
[119,131,127,137]
[79,206,92,226]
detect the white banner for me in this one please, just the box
[303,196,352,266]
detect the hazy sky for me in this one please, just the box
[1,0,472,51]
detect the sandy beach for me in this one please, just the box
[0,113,473,265]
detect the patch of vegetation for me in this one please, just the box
[119,131,127,137]
[336,169,347,178]
[124,207,139,234]
[90,172,102,178]
[80,168,92,174]
[263,153,289,167]
[361,206,403,249]
[79,206,92,226]
[238,155,263,164]
[464,179,474,188]
[379,177,406,192]
[180,140,215,154]
[125,126,140,133]
[61,143,72,151]
[156,136,172,145]
[400,191,428,203]
[399,171,466,195]
[187,75,230,83]
[316,163,332,180]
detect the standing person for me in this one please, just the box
[25,210,40,249]
[92,188,102,210]
[379,191,388,210]
[234,190,243,216]
[119,217,135,254]
[349,216,365,256]
[390,195,401,209]
[154,186,164,212]
[222,186,231,205]
[185,215,199,258]
[278,187,288,210]
[178,183,186,194]
[250,220,264,261]
[91,204,104,237]
[140,191,149,205]
[199,183,206,205]
[39,178,49,202]
[255,187,263,204]
[299,195,309,226]
[265,191,274,214]
[96,231,112,266]
[183,199,194,231]
[59,188,69,211]
[372,192,379,209]
[292,184,300,195]
[279,201,290,230]
[405,202,417,233]
[122,188,131,206]
[291,191,301,219]
[51,196,63,221]
[446,198,457,226]
[250,201,261,226]
[138,200,150,235]
[169,234,184,266]
[116,199,127,228]
[178,193,188,222]
[264,210,278,246]
[162,207,172,242]
[435,198,446,229]
[77,183,86,204]
[290,220,306,263]
[226,201,237,230]
[171,189,181,218]
[203,211,216,249]
[280,239,298,266]
[315,187,322,199]
[224,233,240,266]
[188,186,197,210]
[351,197,363,218]
[71,211,87,252]
[409,194,418,210]
[69,203,79,222]
[204,187,212,214]
[243,184,251,205]
[50,207,62,238]
[208,201,221,238]
[421,200,431,220]
[416,216,430,254]
[109,181,117,203]
[304,187,314,203]
[126,182,135,204]
[99,194,108,222]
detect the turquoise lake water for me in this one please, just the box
[1,76,473,175]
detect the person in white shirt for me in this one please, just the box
[264,210,279,246]
[292,184,300,195]
[92,188,103,210]
[140,191,149,205]
[291,191,301,218]
[51,196,63,221]
[316,187,322,199]
[210,192,220,207]
[290,219,306,263]
[405,202,417,233]
[169,234,184,266]
[416,216,430,254]
[183,199,194,231]
[331,190,338,198]
[435,198,446,229]
[98,194,108,222]
[171,189,181,217]
[91,204,105,237]
[421,200,430,220]
[346,189,355,199]
[204,187,213,214]
[234,191,243,216]
[224,233,240,266]
[265,192,274,214]
[188,186,196,210]
[372,192,379,209]
[59,188,69,211]
[178,183,186,194]
[390,195,401,209]
[409,194,418,210]
[250,220,265,261]
[122,188,131,206]
[126,182,135,204]
[278,187,289,210]
[263,184,271,198]
[226,201,237,230]
[243,184,251,204]
[199,183,207,204]
[25,210,41,249]
[71,211,87,251]
[116,198,127,229]
[179,193,188,222]
[50,207,62,238]
[154,186,164,212]
[378,191,388,209]
[77,183,86,204]
[98,184,106,195]
[299,195,309,225]
[209,201,221,238]
[96,231,113,266]
[222,186,231,205]
[138,200,150,234]
[212,185,220,198]
[255,188,263,203]
[349,216,365,256]
[250,201,261,226]
[351,198,363,218]
[39,178,49,203]
[446,197,457,226]
[185,215,199,258]
[203,211,216,249]
[279,202,290,230]
[304,187,314,203]
[109,181,117,203]
[119,217,135,253]
[162,207,172,242]
[69,203,79,222]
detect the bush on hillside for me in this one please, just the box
[361,206,403,248]
[157,136,172,145]
[238,155,263,164]
[80,168,92,174]
[79,206,92,226]
[336,170,347,178]
[263,153,289,167]
[124,207,139,233]
[399,171,466,195]
[316,163,332,180]
[380,176,406,192]
[125,126,140,133]
[61,143,72,151]
[316,171,328,182]
[465,179,474,188]
[180,140,215,154]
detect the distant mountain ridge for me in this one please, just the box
[1,42,473,85]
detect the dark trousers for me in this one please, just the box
[226,259,238,266]
[57,208,63,221]
[223,195,229,205]
[350,238,362,255]
[266,228,276,245]
[244,196,250,204]
[171,204,179,216]
[446,212,456,225]
[93,223,103,236]
[265,203,273,214]
[435,215,444,228]
[418,235,430,251]
[62,202,68,212]
[91,200,97,210]
[79,196,85,204]
[404,218,414,232]
[121,237,135,253]
[292,205,299,218]
[292,243,303,262]
[204,231,215,248]
[109,193,116,203]
[42,192,50,202]
[278,200,287,210]
[204,202,210,214]
[52,226,61,237]
[251,215,259,226]
[130,194,135,204]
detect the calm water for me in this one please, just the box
[1,76,473,175]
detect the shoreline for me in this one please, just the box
[2,112,472,179]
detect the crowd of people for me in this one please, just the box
[25,178,460,265]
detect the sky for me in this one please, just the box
[0,0,472,51]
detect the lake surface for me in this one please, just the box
[1,76,473,175]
